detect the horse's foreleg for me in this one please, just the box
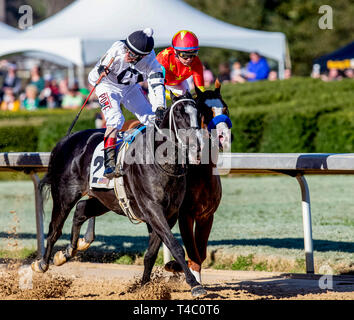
[148,212,206,297]
[54,198,108,266]
[165,212,197,272]
[177,212,203,282]
[195,215,214,264]
[142,215,178,284]
[77,217,96,251]
[141,224,162,285]
[189,214,214,283]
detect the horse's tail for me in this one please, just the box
[38,129,104,207]
[38,134,69,205]
[38,172,51,204]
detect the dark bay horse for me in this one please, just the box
[31,92,207,297]
[165,80,232,282]
[77,80,232,283]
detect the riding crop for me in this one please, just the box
[66,57,114,136]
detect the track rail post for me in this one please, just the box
[296,174,314,274]
[30,172,45,258]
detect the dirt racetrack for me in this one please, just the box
[1,261,353,300]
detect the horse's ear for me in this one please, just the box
[195,86,202,97]
[214,78,221,93]
[185,90,193,99]
[170,90,177,102]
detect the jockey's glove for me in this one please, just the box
[155,107,166,124]
[97,64,110,77]
[155,106,165,124]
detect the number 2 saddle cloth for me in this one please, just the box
[89,125,146,190]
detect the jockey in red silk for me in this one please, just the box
[157,30,205,97]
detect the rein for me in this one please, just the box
[153,98,196,177]
[154,98,196,149]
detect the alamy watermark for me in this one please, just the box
[318,5,333,29]
[121,127,232,175]
[18,5,33,30]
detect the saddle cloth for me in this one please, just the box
[89,125,146,189]
[89,140,121,189]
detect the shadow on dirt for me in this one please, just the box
[200,273,354,300]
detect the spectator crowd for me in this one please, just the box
[200,51,292,88]
[202,51,353,88]
[0,59,90,112]
[311,63,354,82]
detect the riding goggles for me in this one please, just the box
[126,47,145,60]
[177,50,198,59]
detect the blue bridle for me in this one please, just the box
[207,114,232,132]
[203,97,232,132]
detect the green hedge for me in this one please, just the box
[1,77,354,153]
[0,109,94,152]
[0,107,137,152]
[222,77,354,153]
[0,125,39,152]
[37,111,97,151]
[315,110,354,153]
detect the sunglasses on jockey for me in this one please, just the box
[177,50,198,59]
[125,47,146,60]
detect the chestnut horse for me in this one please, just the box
[165,81,232,281]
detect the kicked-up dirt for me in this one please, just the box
[0,261,353,300]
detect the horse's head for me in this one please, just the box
[158,90,203,165]
[195,79,232,152]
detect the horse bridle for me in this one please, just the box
[202,98,232,132]
[154,98,198,150]
[153,98,198,177]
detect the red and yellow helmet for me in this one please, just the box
[172,30,199,51]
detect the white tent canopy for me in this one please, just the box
[0,21,19,36]
[0,21,75,68]
[0,0,288,82]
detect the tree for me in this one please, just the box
[0,0,5,22]
[186,0,354,75]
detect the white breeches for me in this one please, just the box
[95,83,154,130]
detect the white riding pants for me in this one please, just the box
[95,82,154,130]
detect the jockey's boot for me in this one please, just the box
[103,136,116,179]
[103,147,116,180]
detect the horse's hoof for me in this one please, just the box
[53,251,67,266]
[164,260,184,273]
[191,285,207,297]
[77,238,91,251]
[31,260,49,273]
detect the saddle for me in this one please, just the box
[89,124,146,189]
[89,124,146,224]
